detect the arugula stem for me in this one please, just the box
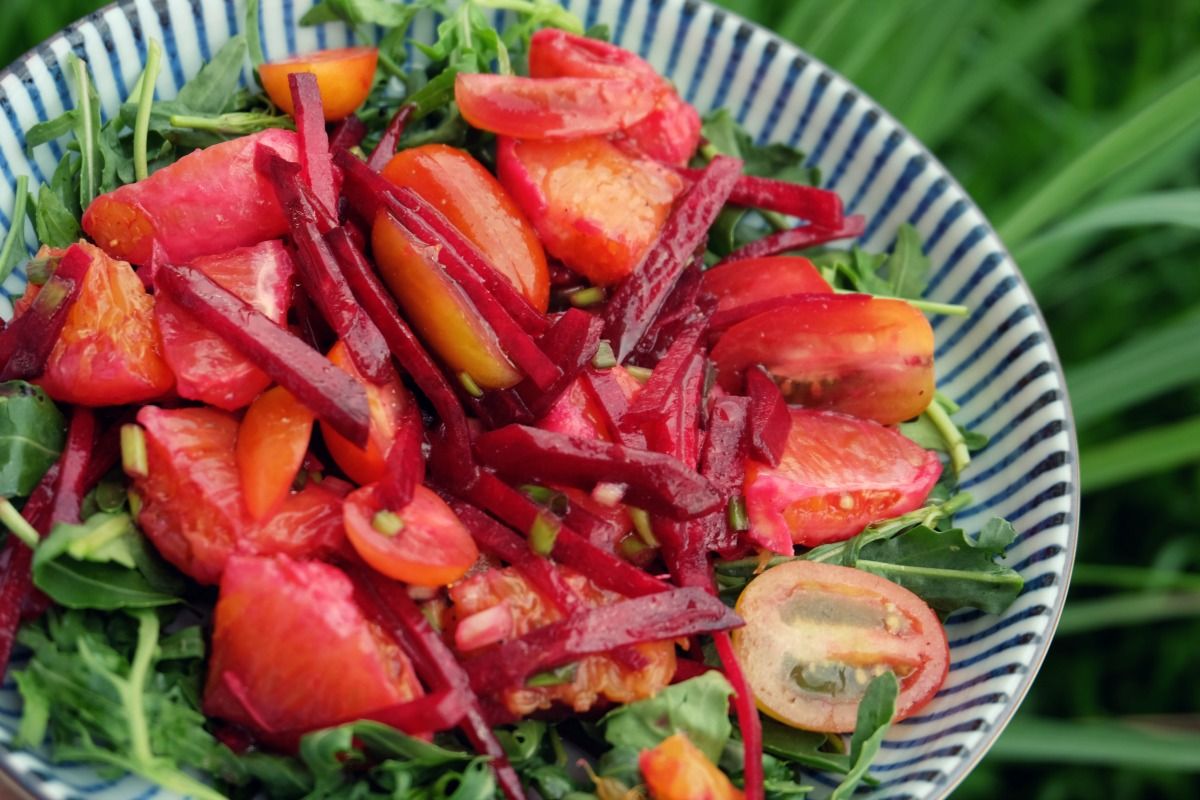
[925,398,971,474]
[0,175,30,284]
[123,609,158,767]
[856,559,1023,584]
[133,40,163,182]
[905,298,971,316]
[245,0,265,69]
[167,112,294,135]
[0,498,40,549]
[66,513,132,560]
[473,0,584,34]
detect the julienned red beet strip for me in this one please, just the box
[324,227,474,474]
[377,207,561,391]
[580,369,643,448]
[377,415,424,510]
[334,149,550,337]
[462,587,742,694]
[622,326,705,428]
[155,262,371,447]
[723,214,867,262]
[257,149,337,232]
[745,366,791,467]
[475,425,721,520]
[674,167,844,228]
[629,262,711,365]
[0,461,60,678]
[697,397,750,553]
[287,73,337,221]
[291,217,397,386]
[349,566,526,800]
[0,244,91,381]
[602,155,742,362]
[329,115,367,152]
[367,104,414,171]
[715,631,764,800]
[464,473,669,598]
[49,407,97,527]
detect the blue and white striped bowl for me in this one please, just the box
[0,1,1080,798]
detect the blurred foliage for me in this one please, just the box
[2,0,1199,798]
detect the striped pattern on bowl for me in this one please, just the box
[0,1,1079,798]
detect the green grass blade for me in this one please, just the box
[1066,310,1200,429]
[1057,592,1200,635]
[1071,563,1200,593]
[1080,415,1200,493]
[990,717,1200,769]
[997,69,1200,247]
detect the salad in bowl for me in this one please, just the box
[0,1,1078,799]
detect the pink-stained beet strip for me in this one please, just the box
[462,587,742,693]
[0,244,92,381]
[0,460,60,677]
[622,327,705,430]
[48,407,98,527]
[715,631,764,800]
[697,397,750,553]
[155,262,371,447]
[367,104,414,171]
[601,155,742,362]
[474,425,721,520]
[673,167,844,228]
[745,365,791,467]
[349,564,527,800]
[257,149,337,233]
[287,73,338,221]
[324,227,474,473]
[723,214,867,262]
[464,473,669,598]
[290,216,398,386]
[335,149,550,337]
[580,368,643,448]
[329,115,368,152]
[628,263,713,366]
[377,414,425,510]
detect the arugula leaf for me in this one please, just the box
[301,0,423,27]
[759,719,854,774]
[701,109,819,185]
[32,512,185,610]
[853,520,1024,615]
[602,671,735,762]
[175,37,250,115]
[829,672,899,800]
[885,224,931,299]
[66,55,102,210]
[34,158,82,248]
[0,381,65,498]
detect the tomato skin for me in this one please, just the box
[449,566,675,716]
[711,294,935,425]
[320,340,420,485]
[34,242,174,406]
[640,733,744,800]
[371,212,522,389]
[82,129,301,265]
[701,256,832,313]
[343,483,479,587]
[204,554,423,738]
[237,387,315,520]
[733,559,949,733]
[496,136,685,286]
[381,145,550,311]
[455,73,660,139]
[156,240,295,410]
[745,409,942,552]
[259,47,378,121]
[528,28,701,165]
[131,406,345,584]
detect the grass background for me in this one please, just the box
[3,0,1199,797]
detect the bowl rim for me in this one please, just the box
[0,1,1082,798]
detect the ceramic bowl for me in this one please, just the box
[0,1,1080,797]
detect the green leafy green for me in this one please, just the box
[829,671,899,800]
[32,511,185,610]
[0,175,31,285]
[701,108,819,184]
[0,380,65,498]
[33,173,82,248]
[602,671,735,762]
[759,718,854,774]
[67,55,102,209]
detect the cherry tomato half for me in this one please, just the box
[343,483,479,587]
[382,145,550,311]
[733,559,949,733]
[744,408,942,552]
[640,733,744,800]
[711,294,935,425]
[259,47,378,121]
[701,256,832,313]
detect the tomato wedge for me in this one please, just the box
[733,560,949,733]
[34,242,174,406]
[156,240,295,410]
[259,46,378,121]
[711,294,935,425]
[455,73,660,139]
[701,256,832,312]
[640,733,744,800]
[744,409,942,552]
[343,483,478,587]
[237,387,315,520]
[381,145,550,311]
[528,28,701,164]
[497,136,685,286]
[321,341,419,486]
